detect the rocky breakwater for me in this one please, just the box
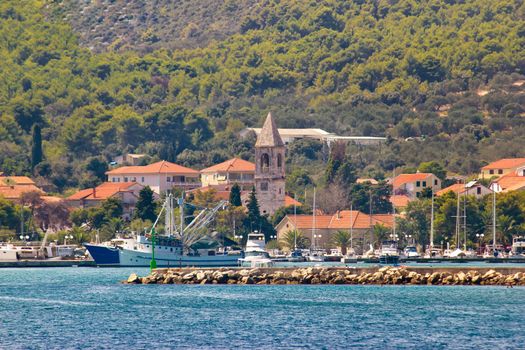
[124,267,525,286]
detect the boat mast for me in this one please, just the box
[349,202,353,249]
[392,168,396,240]
[294,192,297,250]
[492,189,497,252]
[455,184,460,249]
[312,187,317,251]
[430,189,434,249]
[463,184,467,250]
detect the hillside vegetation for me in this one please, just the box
[1,0,525,193]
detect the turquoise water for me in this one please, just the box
[0,268,524,349]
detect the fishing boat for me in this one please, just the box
[238,232,273,267]
[85,194,241,267]
[379,240,399,265]
[287,249,306,262]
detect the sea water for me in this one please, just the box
[0,267,524,349]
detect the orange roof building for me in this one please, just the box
[389,195,411,210]
[67,182,152,220]
[480,158,525,179]
[0,176,45,201]
[436,181,492,198]
[392,172,441,199]
[200,158,255,190]
[105,160,200,194]
[490,172,525,193]
[276,210,394,253]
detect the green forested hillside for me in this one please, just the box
[1,0,525,193]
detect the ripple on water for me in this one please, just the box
[0,268,524,349]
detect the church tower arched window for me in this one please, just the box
[261,153,270,173]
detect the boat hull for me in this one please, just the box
[119,249,240,267]
[379,255,399,265]
[84,244,120,265]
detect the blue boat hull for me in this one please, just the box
[84,244,120,265]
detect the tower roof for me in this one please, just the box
[255,112,284,147]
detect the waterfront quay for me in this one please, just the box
[126,266,525,286]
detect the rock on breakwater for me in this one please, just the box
[124,267,525,286]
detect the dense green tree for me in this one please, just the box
[229,183,242,207]
[31,124,42,171]
[134,186,157,222]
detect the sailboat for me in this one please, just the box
[425,189,442,258]
[85,194,241,267]
[307,187,324,262]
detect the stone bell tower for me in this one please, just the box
[255,112,286,215]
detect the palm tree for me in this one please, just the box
[373,224,390,245]
[280,230,310,251]
[331,230,352,256]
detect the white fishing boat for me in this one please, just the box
[379,240,399,265]
[340,248,357,263]
[86,194,241,267]
[238,232,273,268]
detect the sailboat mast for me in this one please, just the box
[294,192,297,250]
[430,189,434,248]
[463,186,467,250]
[455,185,460,248]
[349,203,353,249]
[492,189,497,252]
[392,168,396,239]
[312,187,317,250]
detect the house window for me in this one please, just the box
[141,177,145,182]
[131,177,136,182]
[422,181,427,187]
[416,192,421,198]
[167,177,171,182]
[477,187,481,195]
[112,177,117,182]
[434,179,438,186]
[124,177,128,182]
[277,154,282,168]
[261,182,268,191]
[489,170,494,175]
[498,169,503,174]
[416,181,421,187]
[279,188,282,194]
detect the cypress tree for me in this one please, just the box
[31,124,43,171]
[246,186,261,229]
[134,186,157,222]
[229,183,242,206]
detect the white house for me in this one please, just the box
[105,161,200,194]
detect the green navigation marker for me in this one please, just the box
[150,227,157,271]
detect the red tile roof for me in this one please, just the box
[284,211,394,230]
[200,158,255,173]
[390,195,411,208]
[481,158,525,170]
[0,185,44,200]
[393,173,434,188]
[0,176,36,186]
[68,182,141,200]
[106,161,198,175]
[493,173,525,192]
[284,196,302,207]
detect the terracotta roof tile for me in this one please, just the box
[0,185,44,199]
[106,161,198,175]
[390,195,411,208]
[0,176,36,186]
[482,158,525,170]
[200,158,255,173]
[67,182,141,201]
[285,211,394,230]
[493,175,525,192]
[393,173,434,188]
